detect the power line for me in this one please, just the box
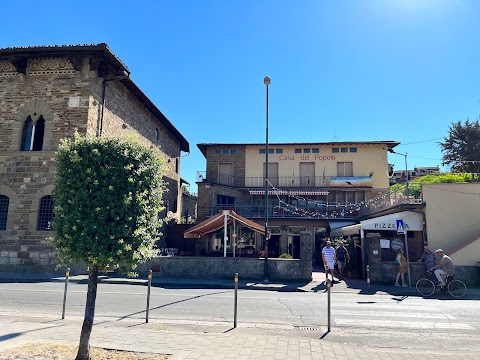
[397,137,443,146]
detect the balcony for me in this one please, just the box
[197,171,373,188]
[210,204,359,220]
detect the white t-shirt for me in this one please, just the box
[322,246,335,263]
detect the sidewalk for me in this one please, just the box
[1,271,479,298]
[1,314,479,360]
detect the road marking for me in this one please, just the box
[335,319,475,330]
[332,310,457,320]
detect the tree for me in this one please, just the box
[439,118,480,173]
[51,135,164,360]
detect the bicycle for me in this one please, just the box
[415,271,467,298]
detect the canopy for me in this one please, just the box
[184,210,265,239]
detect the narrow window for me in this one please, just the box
[312,148,319,153]
[223,149,229,154]
[37,195,54,231]
[341,147,348,153]
[155,128,159,141]
[32,117,45,151]
[275,149,283,154]
[268,149,274,154]
[303,148,311,153]
[21,117,34,151]
[259,149,266,154]
[332,148,339,153]
[0,195,9,230]
[230,149,238,154]
[21,116,45,151]
[175,158,179,174]
[295,148,301,153]
[349,147,357,153]
[215,149,221,154]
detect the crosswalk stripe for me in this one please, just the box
[335,318,475,330]
[332,310,457,320]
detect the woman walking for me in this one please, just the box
[395,248,408,287]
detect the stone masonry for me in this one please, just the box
[0,44,189,273]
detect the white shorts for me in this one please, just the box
[325,261,335,270]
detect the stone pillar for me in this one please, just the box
[299,231,313,282]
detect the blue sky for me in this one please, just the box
[2,0,479,191]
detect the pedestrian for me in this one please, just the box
[335,241,350,280]
[322,240,335,281]
[416,245,437,274]
[394,248,408,287]
[430,249,454,287]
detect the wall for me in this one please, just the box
[0,53,188,272]
[0,58,91,272]
[137,231,313,282]
[423,183,480,266]
[87,78,183,221]
[245,143,390,189]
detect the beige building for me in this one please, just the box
[196,141,398,264]
[0,43,189,272]
[423,183,480,267]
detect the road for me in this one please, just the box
[1,281,479,351]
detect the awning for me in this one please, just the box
[184,210,265,239]
[330,224,361,237]
[249,190,329,196]
[329,221,356,230]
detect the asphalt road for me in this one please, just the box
[1,282,479,351]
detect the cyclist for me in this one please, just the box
[416,245,437,273]
[429,249,454,287]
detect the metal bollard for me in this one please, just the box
[327,278,331,332]
[234,272,238,328]
[61,268,70,320]
[146,270,152,323]
[325,265,329,281]
[366,265,371,291]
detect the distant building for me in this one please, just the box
[0,43,189,272]
[389,166,439,185]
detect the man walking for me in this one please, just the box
[430,249,454,286]
[322,240,336,281]
[335,241,350,280]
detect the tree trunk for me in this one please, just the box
[75,266,99,360]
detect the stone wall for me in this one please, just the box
[137,256,310,282]
[0,52,187,273]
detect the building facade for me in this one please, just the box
[0,44,189,272]
[195,141,398,261]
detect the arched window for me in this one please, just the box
[155,128,159,141]
[21,115,45,151]
[0,195,9,230]
[37,195,54,231]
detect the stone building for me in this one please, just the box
[0,43,189,273]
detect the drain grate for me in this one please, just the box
[296,326,320,331]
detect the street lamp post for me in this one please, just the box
[387,149,409,200]
[264,76,270,281]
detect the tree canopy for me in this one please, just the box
[439,118,480,173]
[390,172,476,198]
[51,135,165,269]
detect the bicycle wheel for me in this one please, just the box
[447,279,467,298]
[416,278,435,297]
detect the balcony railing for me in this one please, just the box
[197,171,372,188]
[210,204,359,219]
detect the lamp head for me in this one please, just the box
[264,76,271,85]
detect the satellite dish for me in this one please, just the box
[166,211,174,219]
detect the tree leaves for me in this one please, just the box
[439,119,480,173]
[51,135,165,269]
